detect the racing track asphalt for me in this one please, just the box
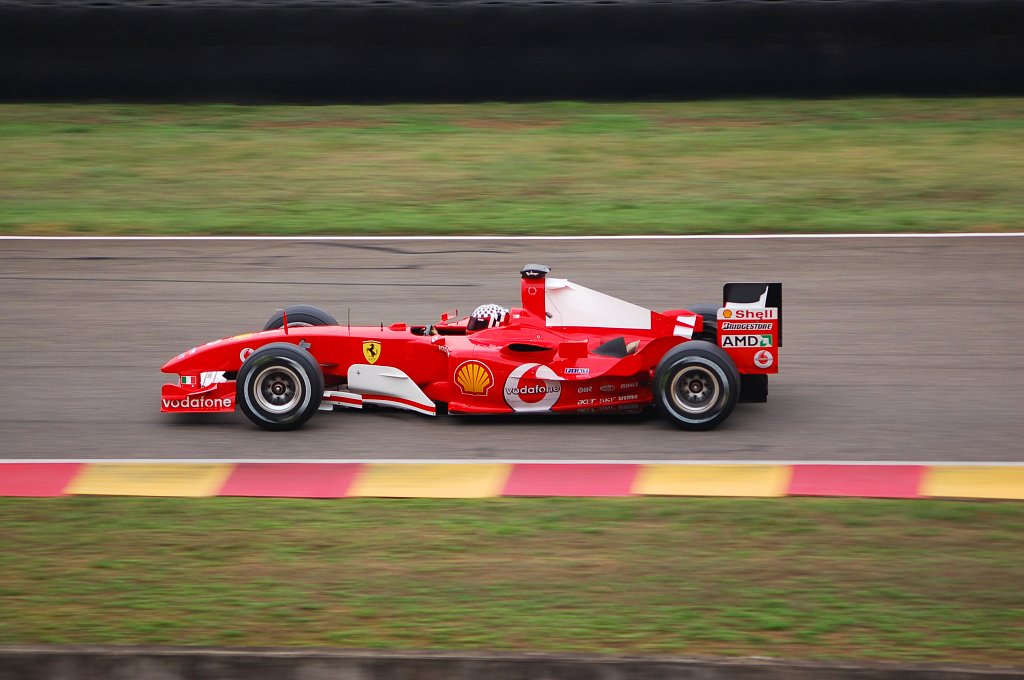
[0,236,1022,462]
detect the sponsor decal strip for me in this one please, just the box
[2,463,1023,500]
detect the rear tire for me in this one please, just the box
[688,303,719,343]
[654,341,740,430]
[237,343,324,431]
[263,305,338,331]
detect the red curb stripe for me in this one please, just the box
[3,462,1016,500]
[218,463,362,498]
[0,463,83,497]
[503,463,639,497]
[787,465,925,498]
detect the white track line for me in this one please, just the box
[1,233,1023,242]
[2,459,1021,466]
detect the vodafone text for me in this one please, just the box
[162,397,233,410]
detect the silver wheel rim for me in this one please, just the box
[253,365,303,414]
[668,365,721,415]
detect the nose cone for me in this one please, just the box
[162,352,188,373]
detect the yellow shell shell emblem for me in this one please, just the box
[455,361,493,396]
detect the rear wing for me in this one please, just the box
[723,282,782,347]
[717,282,782,376]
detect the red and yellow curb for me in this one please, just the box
[1,462,1022,500]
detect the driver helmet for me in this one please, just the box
[467,303,509,331]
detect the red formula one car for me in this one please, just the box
[161,265,781,430]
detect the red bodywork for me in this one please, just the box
[161,269,780,417]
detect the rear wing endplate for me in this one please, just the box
[723,282,782,347]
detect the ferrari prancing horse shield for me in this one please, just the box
[362,341,381,364]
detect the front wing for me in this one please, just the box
[160,382,236,413]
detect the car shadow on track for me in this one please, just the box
[444,409,658,428]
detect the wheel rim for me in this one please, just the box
[668,365,721,415]
[252,365,303,414]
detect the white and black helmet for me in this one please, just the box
[468,303,509,331]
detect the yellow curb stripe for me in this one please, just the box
[66,464,234,497]
[921,466,1024,500]
[349,463,511,498]
[634,464,792,497]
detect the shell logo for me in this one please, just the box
[455,361,494,396]
[722,309,733,319]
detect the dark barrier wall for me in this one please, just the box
[1,0,1022,101]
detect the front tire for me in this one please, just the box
[654,341,740,430]
[263,305,338,331]
[237,343,324,431]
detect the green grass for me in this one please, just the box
[1,99,1022,235]
[1,497,1022,663]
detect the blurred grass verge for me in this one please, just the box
[0,99,1022,235]
[0,496,1022,663]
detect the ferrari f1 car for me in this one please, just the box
[161,265,781,430]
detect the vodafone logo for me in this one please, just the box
[162,396,233,411]
[754,350,774,369]
[504,363,562,412]
[240,347,255,362]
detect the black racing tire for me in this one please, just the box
[263,305,338,331]
[688,302,719,343]
[654,340,740,431]
[236,343,324,431]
